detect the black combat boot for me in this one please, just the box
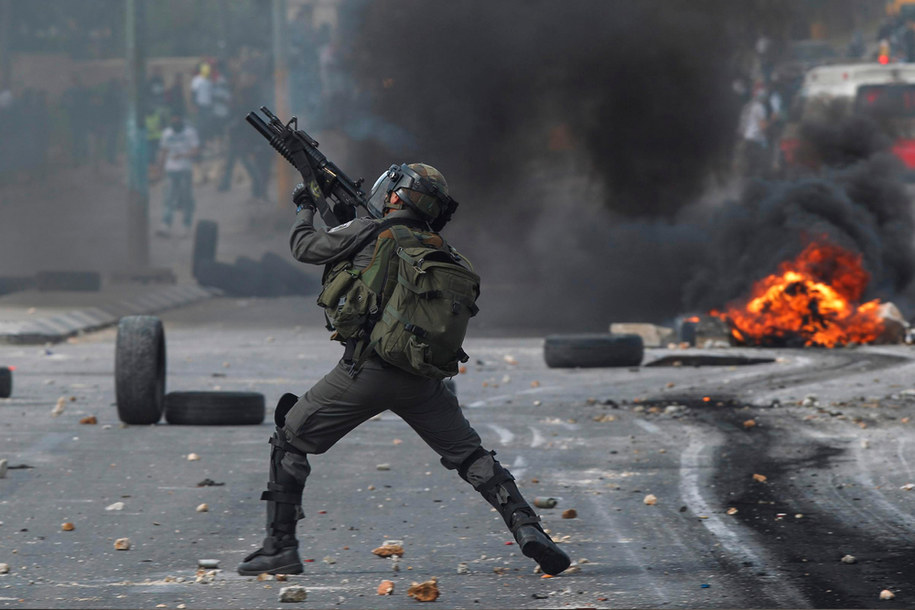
[238,394,306,576]
[453,448,571,575]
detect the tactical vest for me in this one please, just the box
[316,219,480,379]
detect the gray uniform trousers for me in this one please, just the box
[279,356,482,483]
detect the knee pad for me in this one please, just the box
[274,393,299,427]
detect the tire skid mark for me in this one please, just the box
[801,428,915,536]
[680,427,811,609]
[582,493,671,607]
[466,384,562,408]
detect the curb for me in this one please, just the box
[0,284,220,345]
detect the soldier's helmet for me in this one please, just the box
[393,163,449,221]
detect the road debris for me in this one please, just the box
[61,522,74,531]
[743,419,756,429]
[323,556,336,564]
[114,537,131,550]
[105,501,125,511]
[197,478,225,487]
[196,503,209,513]
[503,354,518,365]
[278,585,307,602]
[593,414,616,422]
[0,563,8,574]
[52,396,66,417]
[407,578,439,602]
[562,508,578,519]
[195,569,218,584]
[376,463,391,471]
[377,580,394,595]
[256,573,273,581]
[880,589,895,600]
[643,494,658,505]
[900,483,915,491]
[373,543,404,558]
[187,453,201,461]
[534,497,557,508]
[726,507,738,515]
[456,562,470,574]
[752,474,768,483]
[198,559,219,569]
[841,555,857,564]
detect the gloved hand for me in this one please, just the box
[292,182,316,212]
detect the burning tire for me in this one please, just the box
[115,316,166,425]
[192,220,218,279]
[0,367,11,398]
[35,270,101,292]
[164,391,265,425]
[543,333,644,368]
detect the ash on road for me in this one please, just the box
[2,297,915,609]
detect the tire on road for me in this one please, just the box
[0,367,11,398]
[115,316,166,424]
[35,270,101,292]
[192,220,219,279]
[543,333,644,368]
[164,391,266,425]
[195,260,249,295]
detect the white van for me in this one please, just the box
[799,63,915,101]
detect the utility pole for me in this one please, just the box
[272,0,292,210]
[125,0,149,267]
[0,0,11,90]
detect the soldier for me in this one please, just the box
[237,163,570,577]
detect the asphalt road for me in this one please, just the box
[3,296,915,609]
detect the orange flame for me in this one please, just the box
[711,240,884,347]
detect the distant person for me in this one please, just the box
[155,112,199,238]
[211,61,233,148]
[218,84,267,200]
[190,62,215,147]
[737,82,769,178]
[165,72,186,118]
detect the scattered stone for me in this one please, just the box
[752,474,767,483]
[377,580,394,595]
[643,494,658,506]
[503,354,518,365]
[79,416,97,425]
[861,440,870,449]
[376,463,391,471]
[187,453,201,461]
[196,503,209,513]
[114,537,131,550]
[801,395,818,407]
[52,397,66,417]
[372,544,404,558]
[564,564,582,574]
[593,414,616,422]
[531,380,540,388]
[879,589,895,601]
[323,556,336,565]
[61,522,75,531]
[195,569,218,584]
[198,559,219,569]
[534,497,557,509]
[456,562,470,574]
[407,579,439,602]
[256,573,273,581]
[0,459,7,479]
[105,502,125,511]
[0,563,8,574]
[900,483,915,491]
[561,508,578,519]
[841,555,857,564]
[743,419,756,429]
[726,507,738,515]
[278,585,308,602]
[276,574,288,582]
[533,400,542,406]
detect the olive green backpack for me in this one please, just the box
[317,222,480,379]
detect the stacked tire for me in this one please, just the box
[192,219,318,297]
[114,315,265,426]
